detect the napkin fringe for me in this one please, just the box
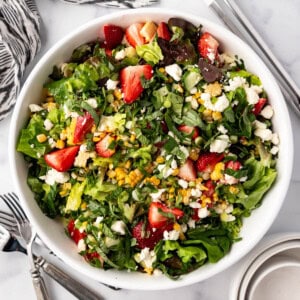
[0,0,40,121]
[59,0,158,9]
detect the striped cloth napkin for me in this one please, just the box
[0,0,157,121]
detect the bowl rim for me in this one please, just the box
[9,7,294,290]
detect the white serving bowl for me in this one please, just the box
[9,8,293,290]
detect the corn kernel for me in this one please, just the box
[124,161,131,169]
[118,179,125,186]
[130,134,136,143]
[114,89,122,100]
[107,170,116,178]
[156,156,165,164]
[147,176,160,186]
[169,187,175,193]
[229,186,239,194]
[198,97,204,105]
[210,162,224,181]
[81,202,87,210]
[189,148,200,161]
[91,124,96,133]
[195,92,201,98]
[179,232,186,240]
[60,183,71,196]
[36,134,47,143]
[159,67,165,73]
[212,111,222,121]
[144,267,153,275]
[173,223,181,231]
[56,139,65,149]
[203,109,212,118]
[172,168,179,176]
[93,136,101,142]
[43,102,56,111]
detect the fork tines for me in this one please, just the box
[0,193,27,223]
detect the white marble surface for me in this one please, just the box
[0,0,300,299]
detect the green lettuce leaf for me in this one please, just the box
[17,114,48,159]
[65,180,87,211]
[136,41,163,65]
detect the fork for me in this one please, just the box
[0,197,103,300]
[0,193,50,300]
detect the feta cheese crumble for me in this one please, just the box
[165,64,182,81]
[210,134,230,153]
[111,220,126,235]
[40,169,70,186]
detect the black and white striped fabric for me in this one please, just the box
[60,0,157,9]
[0,0,40,121]
[0,0,157,121]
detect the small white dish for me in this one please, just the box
[230,233,300,300]
[247,255,300,300]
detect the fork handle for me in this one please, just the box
[30,267,50,300]
[36,257,102,300]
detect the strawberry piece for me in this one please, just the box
[73,112,94,144]
[196,152,224,173]
[191,208,200,221]
[202,180,215,197]
[253,98,267,115]
[120,65,153,104]
[178,125,199,139]
[132,221,173,249]
[67,219,86,245]
[100,41,113,56]
[157,22,171,41]
[148,202,184,228]
[95,135,116,158]
[84,251,104,266]
[125,23,145,47]
[178,158,197,181]
[198,32,219,62]
[103,24,124,49]
[44,145,80,172]
[225,160,242,171]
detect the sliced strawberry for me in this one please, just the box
[253,98,267,115]
[67,219,86,245]
[191,208,200,221]
[44,145,80,172]
[225,160,242,171]
[198,32,219,62]
[132,221,173,249]
[148,202,184,228]
[178,158,197,181]
[100,41,113,56]
[95,135,116,158]
[157,22,171,41]
[73,112,94,144]
[125,23,145,47]
[178,125,199,139]
[120,65,153,104]
[196,152,224,173]
[202,180,215,197]
[103,24,124,49]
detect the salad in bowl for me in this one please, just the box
[12,9,290,288]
